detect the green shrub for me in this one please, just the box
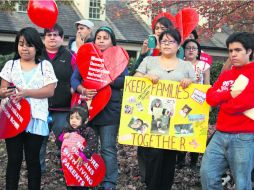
[208,61,224,124]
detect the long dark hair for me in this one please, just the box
[153,17,173,34]
[14,27,43,64]
[93,26,116,46]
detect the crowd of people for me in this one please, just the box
[0,13,253,190]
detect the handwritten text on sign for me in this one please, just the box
[118,77,211,153]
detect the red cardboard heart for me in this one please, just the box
[176,8,199,42]
[152,8,199,42]
[61,133,106,187]
[76,43,129,90]
[71,85,111,120]
[88,85,111,120]
[0,98,31,139]
[76,43,107,90]
[103,46,129,81]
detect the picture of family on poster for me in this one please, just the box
[149,97,175,135]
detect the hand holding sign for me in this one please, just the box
[0,97,31,139]
[71,85,111,120]
[61,133,106,187]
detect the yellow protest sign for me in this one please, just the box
[118,76,211,153]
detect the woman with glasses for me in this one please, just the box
[129,17,174,75]
[183,39,210,85]
[131,16,175,183]
[134,28,196,190]
[176,39,210,171]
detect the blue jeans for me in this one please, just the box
[95,124,118,189]
[40,111,68,172]
[200,131,254,190]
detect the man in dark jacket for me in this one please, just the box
[40,23,76,173]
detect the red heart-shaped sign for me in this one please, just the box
[176,8,199,42]
[76,43,106,90]
[27,0,58,29]
[103,46,129,81]
[71,85,111,120]
[152,8,199,42]
[61,133,106,187]
[76,43,129,90]
[0,98,31,139]
[88,85,111,120]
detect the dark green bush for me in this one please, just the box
[208,61,224,124]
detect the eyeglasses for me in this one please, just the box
[185,47,198,51]
[160,40,176,45]
[45,33,60,38]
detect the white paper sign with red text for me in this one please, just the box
[61,133,106,187]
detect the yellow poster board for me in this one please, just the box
[118,76,211,153]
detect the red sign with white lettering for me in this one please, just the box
[0,97,31,139]
[61,133,106,187]
[200,51,213,65]
[71,85,111,121]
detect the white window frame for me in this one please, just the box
[89,0,101,19]
[16,0,28,13]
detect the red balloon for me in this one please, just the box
[27,0,58,29]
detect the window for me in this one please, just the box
[89,0,101,19]
[16,0,28,13]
